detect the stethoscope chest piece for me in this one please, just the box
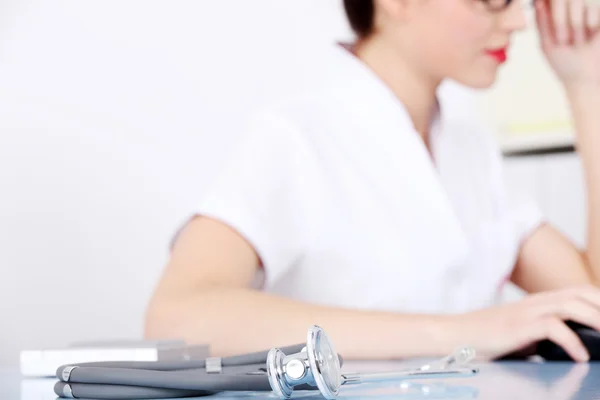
[266,325,480,400]
[267,325,341,399]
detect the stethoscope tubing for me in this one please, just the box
[58,366,274,390]
[54,381,214,399]
[53,343,330,399]
[55,368,319,399]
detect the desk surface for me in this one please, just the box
[3,360,599,400]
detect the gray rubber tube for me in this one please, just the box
[54,381,320,399]
[57,367,273,390]
[54,381,212,399]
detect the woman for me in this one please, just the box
[145,0,600,362]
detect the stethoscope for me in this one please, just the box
[54,325,480,400]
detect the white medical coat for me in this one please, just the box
[193,43,544,314]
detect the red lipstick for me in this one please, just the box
[485,48,508,64]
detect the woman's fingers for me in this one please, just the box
[536,0,556,49]
[551,0,570,43]
[539,318,589,362]
[555,298,600,332]
[542,0,600,46]
[585,5,600,32]
[568,0,587,44]
[574,284,600,311]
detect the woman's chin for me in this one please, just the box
[452,67,501,90]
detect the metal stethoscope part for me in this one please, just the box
[267,325,479,399]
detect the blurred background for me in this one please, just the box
[0,0,587,368]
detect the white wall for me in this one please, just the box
[0,0,355,368]
[0,0,587,369]
[505,154,587,248]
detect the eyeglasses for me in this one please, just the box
[480,0,534,12]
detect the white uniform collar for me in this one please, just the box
[327,41,447,146]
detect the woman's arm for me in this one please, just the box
[509,0,600,293]
[144,216,450,360]
[511,224,593,293]
[145,217,600,362]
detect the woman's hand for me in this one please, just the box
[535,0,600,88]
[451,285,600,362]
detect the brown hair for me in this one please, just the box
[343,0,375,38]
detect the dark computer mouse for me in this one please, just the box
[537,320,600,361]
